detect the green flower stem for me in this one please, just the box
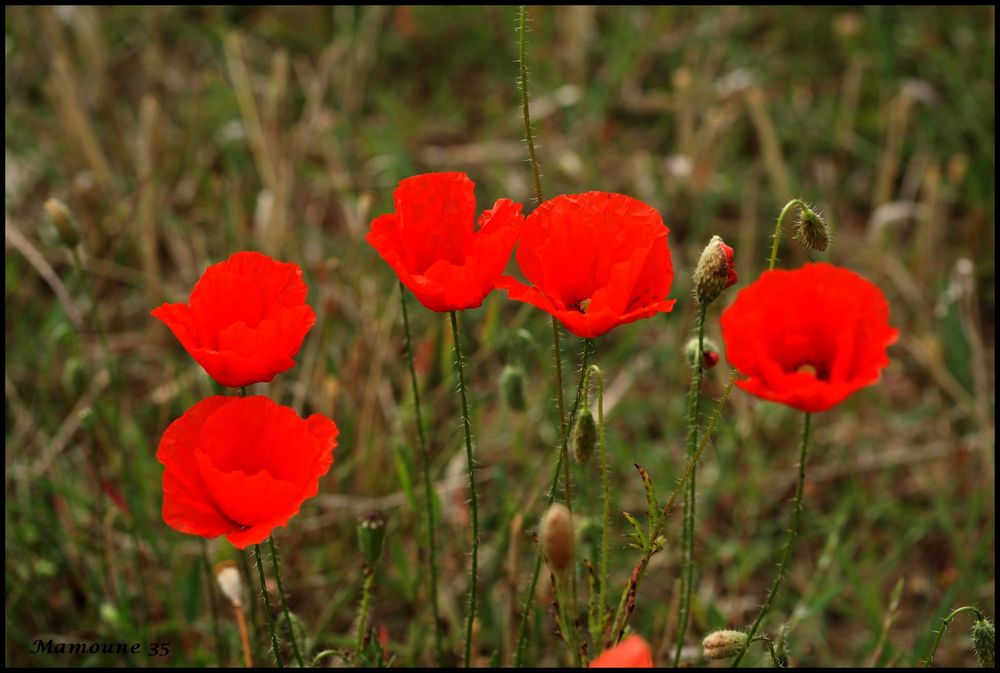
[768,199,811,271]
[731,413,812,667]
[514,339,594,666]
[518,4,543,206]
[921,605,985,667]
[239,551,261,661]
[610,373,737,644]
[674,303,708,665]
[253,543,283,667]
[592,366,610,642]
[355,566,376,658]
[751,635,782,667]
[450,310,480,668]
[268,536,305,667]
[399,282,444,665]
[200,539,227,664]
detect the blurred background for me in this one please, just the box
[4,6,994,667]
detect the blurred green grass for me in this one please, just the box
[4,5,994,667]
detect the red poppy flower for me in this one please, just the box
[152,252,316,388]
[497,192,676,338]
[157,395,338,548]
[589,635,654,668]
[721,263,898,413]
[366,172,524,312]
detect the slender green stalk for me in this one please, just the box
[731,413,812,667]
[399,282,444,664]
[750,635,783,667]
[200,539,227,664]
[268,536,305,667]
[239,550,261,661]
[610,374,737,644]
[920,605,985,667]
[674,303,708,665]
[253,543,283,667]
[450,310,480,668]
[518,4,543,206]
[355,567,376,658]
[592,366,610,641]
[514,340,593,666]
[768,198,810,272]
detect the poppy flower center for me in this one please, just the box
[794,362,829,381]
[574,298,592,313]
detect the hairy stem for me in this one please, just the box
[514,340,593,666]
[253,543,283,667]
[768,198,810,271]
[355,567,376,658]
[268,536,304,667]
[674,303,708,665]
[200,539,227,664]
[450,310,480,668]
[518,4,543,205]
[731,413,812,667]
[399,282,444,664]
[920,605,985,667]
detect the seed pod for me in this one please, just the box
[500,365,526,411]
[972,617,995,668]
[572,405,597,465]
[693,235,737,305]
[357,511,386,568]
[214,560,244,607]
[703,629,749,660]
[541,503,574,576]
[793,206,830,252]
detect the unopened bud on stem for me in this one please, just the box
[972,617,995,668]
[572,405,597,465]
[793,206,830,252]
[694,235,737,305]
[541,503,574,576]
[703,629,749,660]
[357,511,386,568]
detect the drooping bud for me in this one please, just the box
[357,511,386,567]
[44,197,79,247]
[540,503,574,576]
[214,560,244,607]
[500,365,526,411]
[684,336,721,370]
[972,617,995,668]
[793,206,830,252]
[572,404,597,465]
[703,629,749,660]
[694,235,737,305]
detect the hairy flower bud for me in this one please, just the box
[214,560,244,608]
[703,630,749,660]
[793,206,830,252]
[972,617,995,668]
[357,511,386,567]
[572,405,597,465]
[541,503,574,575]
[694,235,737,305]
[44,197,79,247]
[684,337,721,370]
[500,365,526,411]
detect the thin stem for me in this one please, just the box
[253,543,283,667]
[768,198,810,271]
[235,604,254,667]
[239,551,261,662]
[200,539,227,664]
[674,303,708,665]
[731,413,812,667]
[610,372,737,644]
[593,366,610,642]
[921,605,985,667]
[450,310,480,668]
[750,635,782,668]
[518,4,543,205]
[268,536,305,667]
[399,283,444,665]
[514,340,593,666]
[355,567,376,658]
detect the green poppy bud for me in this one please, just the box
[793,206,830,252]
[500,365,526,411]
[972,617,995,668]
[572,405,597,465]
[357,511,386,568]
[693,235,737,305]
